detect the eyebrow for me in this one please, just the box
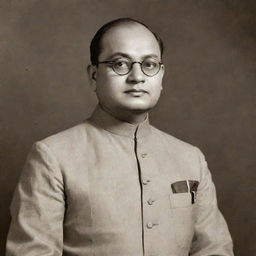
[103,52,160,60]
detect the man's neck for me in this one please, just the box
[99,104,148,125]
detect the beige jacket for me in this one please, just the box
[6,105,233,256]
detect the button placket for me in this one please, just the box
[137,142,159,255]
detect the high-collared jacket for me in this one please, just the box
[6,106,233,256]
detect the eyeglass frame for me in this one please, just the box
[96,59,164,77]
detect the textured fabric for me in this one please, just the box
[6,105,234,256]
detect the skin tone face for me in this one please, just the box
[88,23,165,124]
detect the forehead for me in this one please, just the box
[99,23,161,60]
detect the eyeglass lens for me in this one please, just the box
[113,59,161,76]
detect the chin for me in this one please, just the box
[123,103,155,113]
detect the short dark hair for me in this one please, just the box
[90,18,164,65]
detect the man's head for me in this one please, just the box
[89,18,164,66]
[87,18,165,122]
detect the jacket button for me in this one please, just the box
[146,222,153,229]
[147,198,155,205]
[142,179,151,185]
[141,153,147,158]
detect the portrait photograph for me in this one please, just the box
[0,0,255,255]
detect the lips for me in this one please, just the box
[124,90,148,97]
[124,89,148,96]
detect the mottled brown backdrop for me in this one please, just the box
[0,0,255,255]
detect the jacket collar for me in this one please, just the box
[88,105,151,138]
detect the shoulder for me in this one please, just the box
[42,122,89,145]
[35,121,95,159]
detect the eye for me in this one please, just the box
[116,61,126,67]
[143,59,158,70]
[113,59,130,70]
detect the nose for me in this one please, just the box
[126,62,145,84]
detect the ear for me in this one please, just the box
[160,64,165,90]
[87,65,97,91]
[161,63,165,75]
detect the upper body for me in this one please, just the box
[6,18,234,255]
[7,105,233,256]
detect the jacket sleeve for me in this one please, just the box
[6,141,65,256]
[189,148,234,256]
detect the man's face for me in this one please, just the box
[93,23,164,116]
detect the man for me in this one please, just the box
[6,18,233,256]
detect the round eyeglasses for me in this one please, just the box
[97,58,163,77]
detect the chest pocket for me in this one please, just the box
[169,192,193,208]
[169,192,195,250]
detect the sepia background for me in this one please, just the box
[0,0,255,255]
